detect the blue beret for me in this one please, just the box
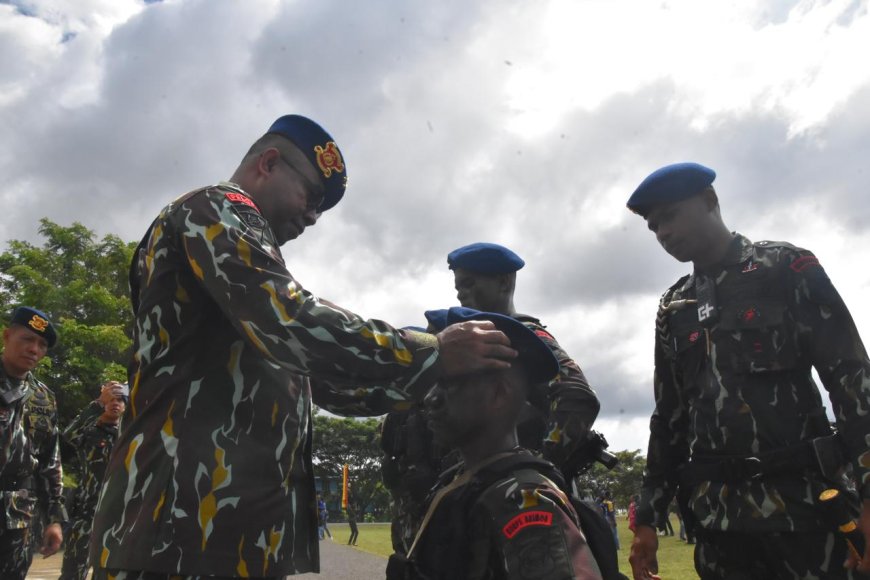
[267,115,347,212]
[10,306,57,348]
[401,325,428,333]
[425,306,558,384]
[423,309,449,332]
[627,162,716,217]
[447,243,525,274]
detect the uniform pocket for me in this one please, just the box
[717,300,798,372]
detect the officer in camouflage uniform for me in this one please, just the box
[626,163,870,579]
[89,114,517,580]
[1,306,66,580]
[387,307,602,580]
[60,381,127,580]
[382,244,601,555]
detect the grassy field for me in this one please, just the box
[328,515,699,579]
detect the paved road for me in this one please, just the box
[26,540,387,579]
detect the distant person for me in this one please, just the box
[0,307,66,580]
[627,162,870,579]
[347,503,359,546]
[60,381,127,580]
[89,114,516,579]
[628,495,639,534]
[318,494,332,540]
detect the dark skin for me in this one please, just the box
[227,138,517,378]
[423,367,526,471]
[453,268,516,315]
[629,189,870,578]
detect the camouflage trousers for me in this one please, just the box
[0,527,32,580]
[60,516,94,580]
[695,528,859,579]
[92,570,282,579]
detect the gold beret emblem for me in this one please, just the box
[314,142,344,178]
[29,314,49,333]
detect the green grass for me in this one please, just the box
[330,516,699,578]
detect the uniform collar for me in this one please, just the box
[693,233,753,276]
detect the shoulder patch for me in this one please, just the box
[237,208,268,230]
[789,254,821,273]
[225,192,260,212]
[534,329,554,341]
[502,510,553,539]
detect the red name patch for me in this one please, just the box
[534,330,554,341]
[502,510,553,539]
[790,255,820,273]
[225,192,259,211]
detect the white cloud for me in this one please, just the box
[2,0,869,455]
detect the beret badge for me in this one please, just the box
[28,314,49,333]
[315,142,344,178]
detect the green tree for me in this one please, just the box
[0,218,135,425]
[575,448,646,509]
[311,411,391,519]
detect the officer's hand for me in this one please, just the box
[39,522,63,557]
[436,321,517,376]
[845,498,870,574]
[98,381,123,407]
[629,525,661,580]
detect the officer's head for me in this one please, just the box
[2,307,56,379]
[447,243,524,313]
[232,115,347,246]
[627,162,726,263]
[423,308,558,450]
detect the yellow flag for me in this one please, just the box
[342,464,349,510]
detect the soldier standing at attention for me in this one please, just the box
[626,162,870,579]
[388,307,602,580]
[60,381,127,580]
[89,114,516,580]
[448,243,600,466]
[0,306,66,580]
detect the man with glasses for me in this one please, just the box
[90,115,517,579]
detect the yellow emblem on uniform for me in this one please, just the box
[314,142,344,178]
[29,314,49,332]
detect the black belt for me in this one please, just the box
[680,435,842,486]
[0,475,35,492]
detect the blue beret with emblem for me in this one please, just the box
[9,306,57,348]
[425,306,558,383]
[627,162,716,217]
[267,115,347,212]
[447,243,525,274]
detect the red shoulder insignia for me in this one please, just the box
[534,329,554,341]
[502,510,553,539]
[790,255,820,273]
[225,192,260,212]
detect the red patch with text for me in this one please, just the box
[225,192,259,211]
[534,330,554,341]
[790,255,820,273]
[502,510,553,539]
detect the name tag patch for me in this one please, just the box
[502,510,553,539]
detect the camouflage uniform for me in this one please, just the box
[0,365,66,580]
[636,234,870,579]
[384,315,599,555]
[60,400,119,580]
[402,449,602,580]
[90,182,441,578]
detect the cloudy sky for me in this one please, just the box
[3,0,870,453]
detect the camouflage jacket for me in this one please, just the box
[90,182,441,577]
[62,401,118,522]
[0,365,65,529]
[637,234,870,533]
[514,315,600,467]
[412,450,602,580]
